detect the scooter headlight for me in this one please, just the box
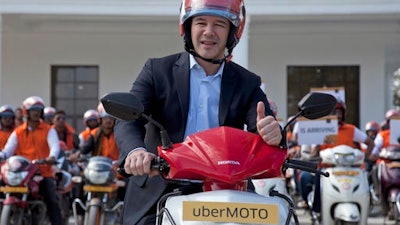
[5,171,28,186]
[83,156,115,185]
[334,153,355,166]
[84,169,110,185]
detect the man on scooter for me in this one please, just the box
[298,100,375,219]
[0,96,63,225]
[370,108,400,217]
[113,0,284,224]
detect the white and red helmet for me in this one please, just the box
[0,105,15,118]
[83,109,100,125]
[44,106,56,118]
[385,108,400,120]
[365,121,380,132]
[179,0,246,54]
[97,102,110,118]
[22,96,45,116]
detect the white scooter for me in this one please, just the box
[319,145,370,225]
[101,91,336,225]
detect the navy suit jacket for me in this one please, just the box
[114,51,274,224]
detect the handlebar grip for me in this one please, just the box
[117,157,164,178]
[283,159,329,177]
[287,159,318,170]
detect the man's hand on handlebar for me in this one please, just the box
[124,149,158,177]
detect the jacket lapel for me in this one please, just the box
[219,63,236,125]
[173,52,190,126]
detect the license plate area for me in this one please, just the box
[83,184,117,193]
[182,201,279,224]
[1,186,28,193]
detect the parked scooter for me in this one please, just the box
[318,145,369,225]
[72,155,124,225]
[100,91,336,225]
[378,145,400,223]
[0,156,55,225]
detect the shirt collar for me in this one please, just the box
[189,54,225,77]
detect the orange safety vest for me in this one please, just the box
[380,130,390,148]
[90,127,119,161]
[318,123,364,168]
[0,130,13,149]
[376,130,392,164]
[79,128,92,143]
[320,123,358,150]
[14,122,54,177]
[53,123,77,150]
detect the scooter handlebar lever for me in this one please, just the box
[283,159,330,177]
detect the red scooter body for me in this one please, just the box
[158,126,287,191]
[100,91,337,225]
[0,156,49,225]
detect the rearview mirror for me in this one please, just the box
[100,92,143,121]
[298,92,337,120]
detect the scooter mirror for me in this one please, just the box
[284,92,337,132]
[101,92,172,149]
[298,92,337,120]
[100,92,143,121]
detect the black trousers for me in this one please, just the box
[39,177,63,225]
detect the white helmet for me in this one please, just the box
[83,109,100,125]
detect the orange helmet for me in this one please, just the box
[83,109,100,125]
[365,121,380,132]
[22,96,45,116]
[179,0,246,55]
[0,105,15,118]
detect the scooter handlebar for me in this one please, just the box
[117,157,168,178]
[283,159,330,177]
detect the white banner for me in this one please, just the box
[297,116,338,145]
[390,115,400,144]
[310,86,345,103]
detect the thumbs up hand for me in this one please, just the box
[257,101,282,146]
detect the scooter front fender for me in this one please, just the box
[334,203,360,222]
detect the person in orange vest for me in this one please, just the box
[371,109,400,157]
[299,100,375,215]
[52,110,79,151]
[78,109,100,148]
[76,102,125,201]
[79,102,119,161]
[0,96,63,225]
[44,106,56,125]
[370,108,400,216]
[0,105,16,149]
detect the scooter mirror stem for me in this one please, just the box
[141,114,172,150]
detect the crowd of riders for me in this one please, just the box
[284,100,400,221]
[0,96,123,225]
